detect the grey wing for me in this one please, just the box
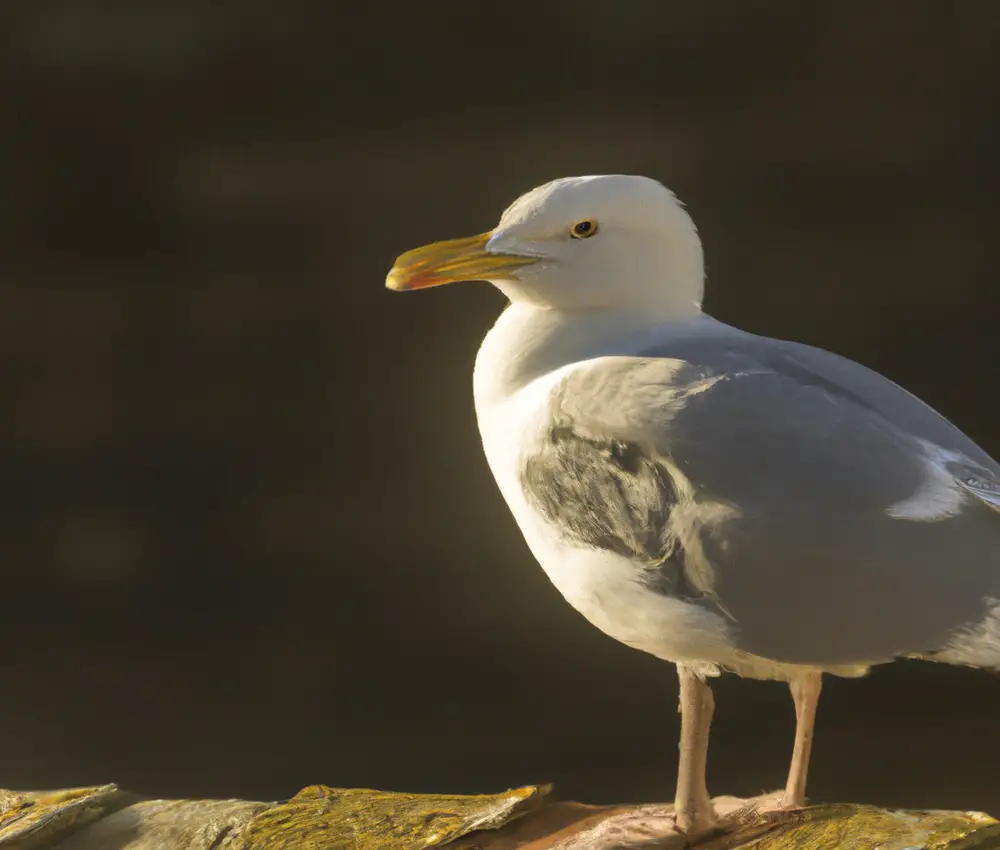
[522,328,1000,667]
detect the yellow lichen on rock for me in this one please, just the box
[241,783,548,849]
[0,783,132,847]
[719,803,1000,850]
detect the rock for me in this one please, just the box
[1,783,996,849]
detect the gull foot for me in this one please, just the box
[709,791,809,836]
[559,794,803,848]
[674,804,719,837]
[460,794,809,849]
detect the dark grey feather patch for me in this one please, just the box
[521,425,677,563]
[519,419,723,608]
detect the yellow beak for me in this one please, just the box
[385,231,538,291]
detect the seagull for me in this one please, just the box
[386,174,1000,835]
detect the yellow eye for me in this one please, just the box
[570,219,599,239]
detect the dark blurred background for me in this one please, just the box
[2,0,999,813]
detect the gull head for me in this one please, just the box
[386,175,705,316]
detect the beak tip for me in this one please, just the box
[385,268,408,291]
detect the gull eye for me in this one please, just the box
[570,219,599,239]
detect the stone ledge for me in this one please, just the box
[2,783,998,849]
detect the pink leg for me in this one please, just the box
[781,671,823,809]
[674,664,719,833]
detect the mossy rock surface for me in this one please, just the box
[0,783,544,849]
[0,783,996,849]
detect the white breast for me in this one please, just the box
[471,304,739,668]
